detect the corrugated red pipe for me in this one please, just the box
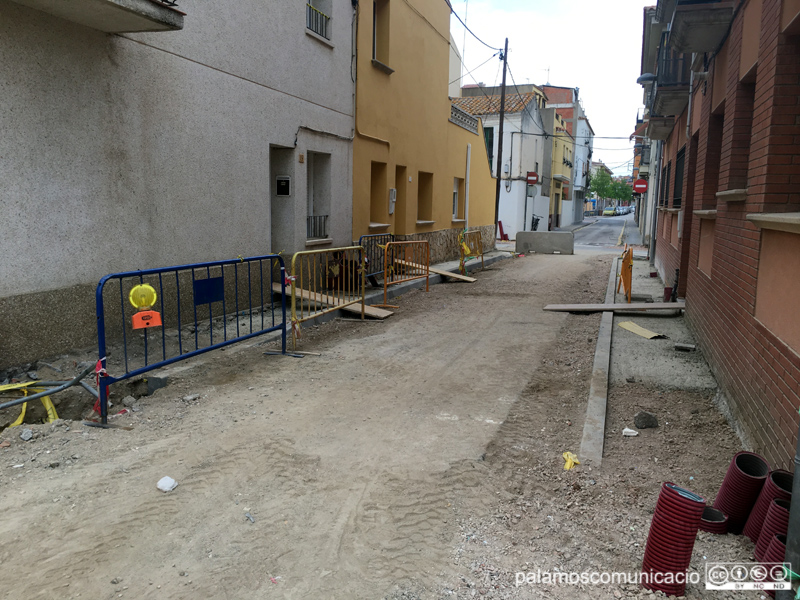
[754,498,791,562]
[642,482,705,597]
[762,534,788,598]
[713,451,770,534]
[699,506,728,534]
[743,469,793,542]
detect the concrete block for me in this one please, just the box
[515,231,574,255]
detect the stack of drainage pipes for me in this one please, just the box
[641,451,794,596]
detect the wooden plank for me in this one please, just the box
[393,259,476,283]
[544,301,685,313]
[271,283,393,319]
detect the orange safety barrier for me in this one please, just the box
[288,246,365,347]
[376,240,430,308]
[617,244,633,303]
[459,229,484,275]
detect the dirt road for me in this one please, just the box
[0,252,753,599]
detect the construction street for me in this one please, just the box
[0,249,757,600]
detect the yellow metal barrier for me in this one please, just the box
[459,229,484,275]
[617,244,633,303]
[377,240,430,308]
[289,246,365,347]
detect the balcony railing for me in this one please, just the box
[658,54,692,87]
[647,30,692,117]
[306,4,330,40]
[307,215,329,239]
[449,104,479,134]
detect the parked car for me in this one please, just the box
[603,206,617,216]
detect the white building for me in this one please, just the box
[0,0,355,363]
[452,87,549,238]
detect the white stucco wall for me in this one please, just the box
[482,105,546,238]
[449,35,462,99]
[0,0,354,298]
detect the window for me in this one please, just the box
[484,127,494,171]
[670,213,679,248]
[306,0,331,40]
[417,171,433,222]
[701,113,724,209]
[660,162,671,206]
[372,0,390,65]
[453,177,465,220]
[306,152,331,239]
[673,147,685,208]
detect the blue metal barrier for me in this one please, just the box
[96,254,288,424]
[359,233,394,279]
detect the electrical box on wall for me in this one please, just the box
[388,188,397,215]
[276,176,291,197]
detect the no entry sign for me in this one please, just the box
[527,172,539,185]
[633,179,648,193]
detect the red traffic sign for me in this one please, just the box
[633,179,648,193]
[527,172,539,185]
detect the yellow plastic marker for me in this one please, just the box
[563,451,580,470]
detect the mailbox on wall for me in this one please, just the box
[276,176,291,196]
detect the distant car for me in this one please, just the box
[603,207,616,216]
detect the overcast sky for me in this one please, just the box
[448,0,652,176]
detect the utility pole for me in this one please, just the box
[493,38,508,239]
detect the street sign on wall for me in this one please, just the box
[526,172,539,185]
[633,179,648,193]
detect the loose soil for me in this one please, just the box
[0,252,760,599]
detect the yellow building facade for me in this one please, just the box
[352,0,496,261]
[548,113,574,227]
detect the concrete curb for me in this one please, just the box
[579,255,619,467]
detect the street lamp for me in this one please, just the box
[637,73,657,84]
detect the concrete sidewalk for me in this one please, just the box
[609,257,716,393]
[581,253,719,466]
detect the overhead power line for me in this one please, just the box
[505,60,546,135]
[444,0,503,52]
[449,51,500,85]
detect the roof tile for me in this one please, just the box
[450,92,539,116]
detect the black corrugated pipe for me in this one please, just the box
[776,430,800,600]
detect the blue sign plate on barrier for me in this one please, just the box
[193,277,224,305]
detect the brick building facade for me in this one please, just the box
[639,0,800,467]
